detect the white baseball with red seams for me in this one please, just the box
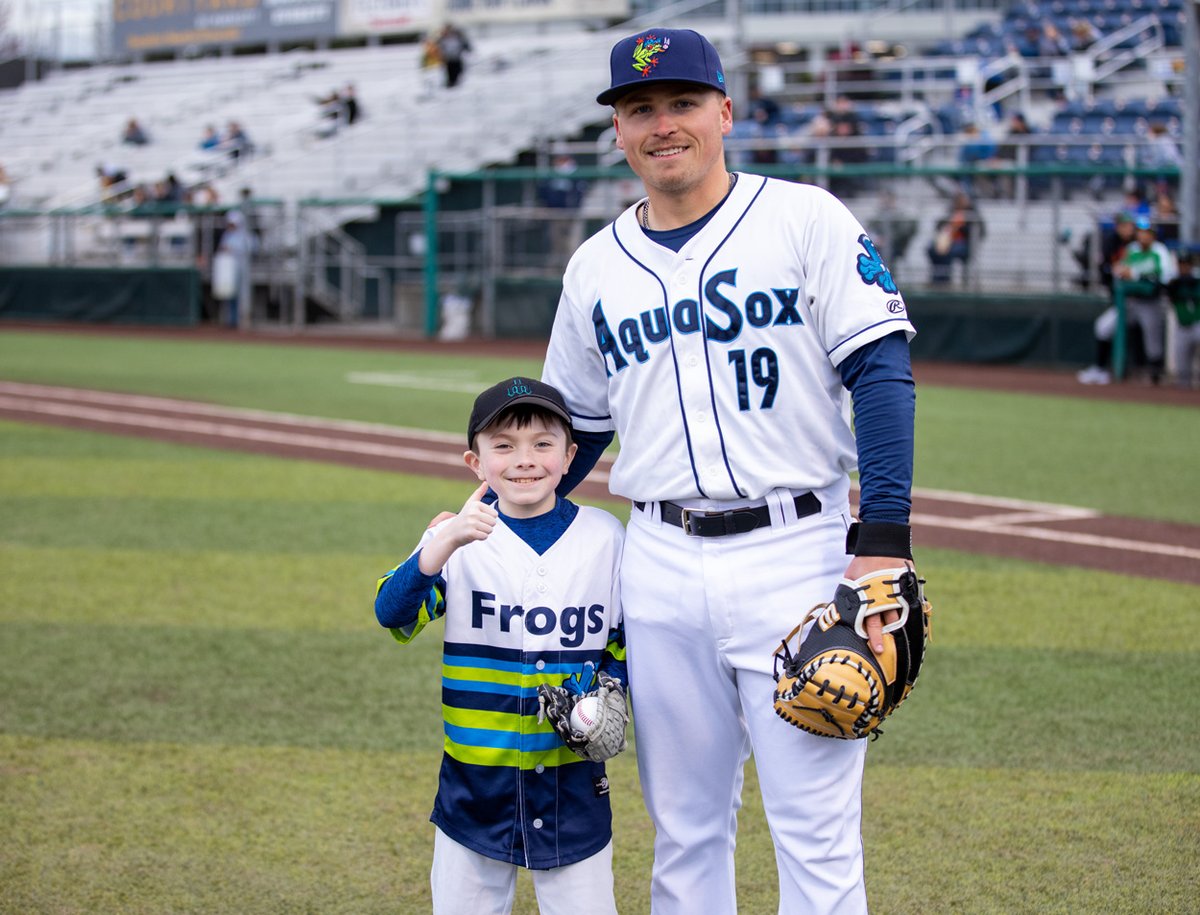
[570,695,602,732]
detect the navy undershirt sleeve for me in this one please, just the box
[556,430,614,499]
[838,331,915,524]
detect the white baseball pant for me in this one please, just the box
[431,827,618,915]
[621,486,869,915]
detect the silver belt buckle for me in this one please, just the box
[680,506,700,536]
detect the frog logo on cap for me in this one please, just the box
[632,33,670,77]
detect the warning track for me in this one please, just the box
[2,380,1197,585]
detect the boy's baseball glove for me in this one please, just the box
[537,671,628,762]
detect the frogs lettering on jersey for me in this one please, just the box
[471,590,606,648]
[591,269,804,375]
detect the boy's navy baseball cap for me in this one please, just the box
[468,377,572,445]
[597,28,726,106]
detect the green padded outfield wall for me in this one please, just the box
[0,267,201,326]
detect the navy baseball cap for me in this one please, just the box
[467,377,572,445]
[597,28,726,106]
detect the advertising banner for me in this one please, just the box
[113,0,339,54]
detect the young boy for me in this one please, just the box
[374,377,628,915]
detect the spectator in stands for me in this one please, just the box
[0,163,11,208]
[827,117,868,197]
[958,122,999,195]
[867,189,918,275]
[1167,252,1200,388]
[1072,211,1137,292]
[419,34,443,99]
[214,210,258,329]
[1036,22,1071,57]
[1077,217,1177,385]
[237,186,263,245]
[342,83,361,126]
[198,125,221,151]
[1068,17,1101,51]
[1140,122,1182,188]
[538,153,588,260]
[437,23,472,89]
[154,172,185,209]
[224,121,252,161]
[1120,187,1152,220]
[927,191,986,285]
[96,162,129,203]
[122,117,150,146]
[747,87,781,129]
[1152,188,1180,244]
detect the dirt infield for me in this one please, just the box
[1,330,1197,586]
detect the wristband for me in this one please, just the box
[846,521,913,559]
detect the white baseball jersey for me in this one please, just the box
[381,505,626,870]
[542,173,916,504]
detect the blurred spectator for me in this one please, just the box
[538,154,588,260]
[155,172,185,208]
[342,83,361,125]
[213,210,258,329]
[1167,252,1200,388]
[748,88,782,129]
[198,125,221,151]
[420,35,443,98]
[927,192,986,285]
[1078,217,1177,384]
[825,97,866,195]
[224,121,252,161]
[121,118,150,146]
[237,186,263,245]
[96,162,129,203]
[1120,187,1152,220]
[1140,122,1182,191]
[189,182,220,207]
[1037,23,1071,56]
[0,163,11,208]
[958,122,999,195]
[537,154,587,210]
[1070,211,1137,292]
[313,89,342,137]
[1152,189,1180,244]
[867,189,918,272]
[437,23,472,89]
[1068,17,1101,50]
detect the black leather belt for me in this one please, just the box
[634,492,821,537]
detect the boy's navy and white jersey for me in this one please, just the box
[542,174,917,504]
[376,503,625,870]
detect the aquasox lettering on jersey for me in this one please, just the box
[543,175,916,504]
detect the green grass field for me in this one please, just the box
[1,328,1198,914]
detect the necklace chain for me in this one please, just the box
[641,172,737,230]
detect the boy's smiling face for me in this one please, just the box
[465,414,576,519]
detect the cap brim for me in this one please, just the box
[598,78,725,106]
[470,396,572,441]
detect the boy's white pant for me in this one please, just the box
[431,827,618,915]
[622,491,869,915]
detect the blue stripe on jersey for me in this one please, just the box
[612,222,706,496]
[445,722,563,752]
[828,317,913,357]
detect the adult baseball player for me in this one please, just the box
[541,28,920,915]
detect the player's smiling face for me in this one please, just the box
[613,83,732,198]
[466,415,576,519]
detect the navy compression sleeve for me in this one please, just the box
[556,429,615,499]
[838,331,915,524]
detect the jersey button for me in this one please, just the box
[535,660,546,671]
[533,818,544,829]
[686,355,699,367]
[535,764,545,774]
[537,566,547,576]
